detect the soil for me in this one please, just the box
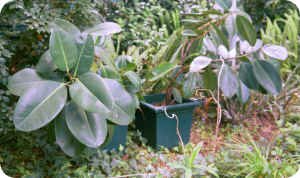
[189,108,280,155]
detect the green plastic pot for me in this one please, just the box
[135,94,201,149]
[101,123,127,151]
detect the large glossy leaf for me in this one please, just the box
[69,79,111,116]
[104,79,137,125]
[252,60,282,95]
[36,50,57,75]
[149,62,178,82]
[190,56,212,73]
[78,72,114,109]
[55,112,84,157]
[13,81,67,131]
[239,62,260,90]
[236,15,256,46]
[220,64,239,97]
[50,29,78,72]
[74,35,94,76]
[8,68,45,96]
[50,19,81,40]
[65,102,107,148]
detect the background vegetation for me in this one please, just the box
[0,0,299,177]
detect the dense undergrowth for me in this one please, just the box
[0,0,299,177]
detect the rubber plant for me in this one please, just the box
[7,19,138,156]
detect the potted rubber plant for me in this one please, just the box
[91,37,141,150]
[7,19,138,156]
[91,30,199,149]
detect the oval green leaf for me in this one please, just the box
[252,60,282,95]
[13,81,67,131]
[79,72,114,109]
[236,15,257,46]
[190,56,212,73]
[65,102,107,148]
[239,62,260,90]
[220,64,239,98]
[69,79,111,116]
[55,112,85,157]
[50,29,78,72]
[74,35,94,76]
[104,79,137,125]
[150,62,178,82]
[7,68,53,96]
[36,50,57,75]
[50,18,81,40]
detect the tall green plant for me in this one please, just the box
[7,19,138,156]
[185,0,288,102]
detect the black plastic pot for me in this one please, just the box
[135,94,200,149]
[101,124,128,151]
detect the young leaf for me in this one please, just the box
[220,64,239,97]
[8,68,44,96]
[262,44,288,60]
[189,56,212,73]
[236,15,257,46]
[55,112,84,157]
[13,82,67,131]
[74,35,94,76]
[65,102,107,148]
[252,60,282,95]
[50,29,78,72]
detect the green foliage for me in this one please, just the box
[216,133,299,178]
[236,15,257,45]
[184,0,287,104]
[7,19,138,156]
[243,0,297,30]
[106,0,181,52]
[169,143,218,178]
[261,10,300,77]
